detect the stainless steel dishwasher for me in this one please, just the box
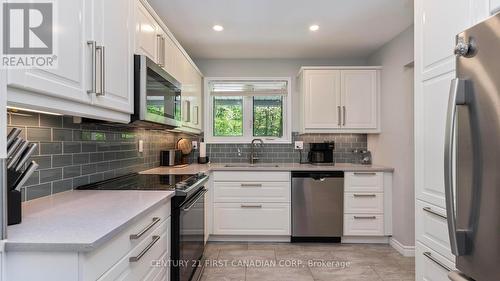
[291,171,344,242]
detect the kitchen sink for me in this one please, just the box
[224,164,280,168]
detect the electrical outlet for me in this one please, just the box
[192,141,198,150]
[294,141,304,150]
[138,140,144,153]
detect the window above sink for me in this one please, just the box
[204,78,292,144]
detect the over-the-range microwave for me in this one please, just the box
[132,54,182,128]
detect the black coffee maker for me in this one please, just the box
[308,142,335,165]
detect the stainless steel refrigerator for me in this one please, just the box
[445,12,500,281]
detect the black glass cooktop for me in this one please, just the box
[76,173,204,191]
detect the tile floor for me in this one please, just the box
[201,242,415,281]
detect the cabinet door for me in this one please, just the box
[93,0,134,114]
[303,70,341,129]
[163,35,177,76]
[135,1,158,62]
[7,0,91,105]
[416,242,454,281]
[340,70,378,129]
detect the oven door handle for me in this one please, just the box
[182,189,207,211]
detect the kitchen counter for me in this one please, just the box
[140,162,394,175]
[5,190,174,252]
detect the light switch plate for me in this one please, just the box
[138,140,144,153]
[294,141,304,150]
[192,141,198,150]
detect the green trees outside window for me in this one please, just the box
[213,96,243,136]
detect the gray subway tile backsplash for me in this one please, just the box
[206,132,368,164]
[7,110,199,202]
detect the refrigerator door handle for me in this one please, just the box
[444,78,467,256]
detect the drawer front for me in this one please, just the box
[82,202,171,281]
[344,192,384,214]
[213,203,290,235]
[416,242,454,281]
[345,172,384,192]
[213,182,290,203]
[343,214,384,236]
[98,218,170,281]
[213,171,290,182]
[416,200,453,261]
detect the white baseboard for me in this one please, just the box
[341,236,389,244]
[390,238,415,257]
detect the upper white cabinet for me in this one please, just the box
[135,1,160,63]
[6,0,134,123]
[135,0,203,134]
[301,69,341,129]
[341,70,378,129]
[7,0,92,106]
[298,67,381,134]
[92,0,134,114]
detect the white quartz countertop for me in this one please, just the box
[5,190,174,252]
[140,163,394,175]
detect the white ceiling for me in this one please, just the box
[147,0,413,60]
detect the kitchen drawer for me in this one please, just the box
[213,181,290,203]
[98,218,170,281]
[416,199,453,261]
[345,172,384,192]
[344,192,384,214]
[343,214,384,236]
[213,203,290,235]
[213,171,290,182]
[416,242,454,281]
[81,201,171,281]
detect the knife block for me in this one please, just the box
[7,169,22,225]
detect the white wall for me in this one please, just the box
[194,58,367,131]
[367,26,415,247]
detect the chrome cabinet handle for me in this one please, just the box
[182,189,207,211]
[342,106,346,126]
[156,35,165,67]
[87,41,97,94]
[353,194,376,197]
[130,217,161,240]
[353,216,376,219]
[444,78,467,256]
[129,235,160,262]
[241,183,262,188]
[95,45,105,96]
[353,172,377,176]
[337,106,341,126]
[423,207,447,220]
[423,252,451,272]
[241,204,262,208]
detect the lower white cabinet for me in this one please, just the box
[5,202,171,281]
[416,242,454,281]
[343,172,392,237]
[213,203,290,236]
[210,172,291,238]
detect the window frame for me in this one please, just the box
[204,77,292,144]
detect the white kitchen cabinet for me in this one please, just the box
[5,202,171,281]
[135,1,160,62]
[6,0,133,123]
[414,0,490,278]
[298,67,380,133]
[92,0,134,114]
[416,242,454,281]
[210,171,291,240]
[7,0,92,106]
[301,69,341,129]
[341,70,378,129]
[343,172,392,238]
[213,203,290,236]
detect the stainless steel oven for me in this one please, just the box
[175,188,207,281]
[133,54,182,128]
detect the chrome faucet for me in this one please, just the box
[250,139,264,164]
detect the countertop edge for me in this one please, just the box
[4,192,175,252]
